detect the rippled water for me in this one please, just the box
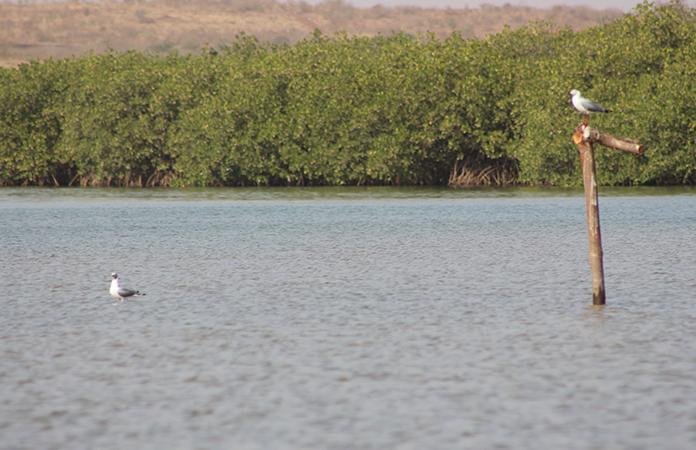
[1,186,695,449]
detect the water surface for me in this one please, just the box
[1,186,695,449]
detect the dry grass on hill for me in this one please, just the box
[0,0,624,67]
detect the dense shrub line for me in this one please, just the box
[1,1,694,187]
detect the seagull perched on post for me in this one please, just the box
[110,273,145,301]
[569,89,611,125]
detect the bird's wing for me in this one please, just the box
[579,98,607,113]
[117,288,138,297]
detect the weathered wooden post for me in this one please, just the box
[572,124,644,305]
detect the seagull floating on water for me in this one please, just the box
[110,273,145,301]
[569,89,611,125]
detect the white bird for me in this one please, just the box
[110,273,145,300]
[569,89,611,125]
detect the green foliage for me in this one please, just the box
[504,0,696,185]
[1,1,694,187]
[56,50,195,186]
[0,58,72,185]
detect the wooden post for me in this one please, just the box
[572,124,644,306]
[573,131,605,305]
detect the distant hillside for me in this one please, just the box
[0,0,624,67]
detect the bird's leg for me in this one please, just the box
[583,114,590,126]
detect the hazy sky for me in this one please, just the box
[302,0,695,13]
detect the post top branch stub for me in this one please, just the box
[574,123,644,155]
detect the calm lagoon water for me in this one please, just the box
[1,186,695,449]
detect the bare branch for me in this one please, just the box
[577,124,645,155]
